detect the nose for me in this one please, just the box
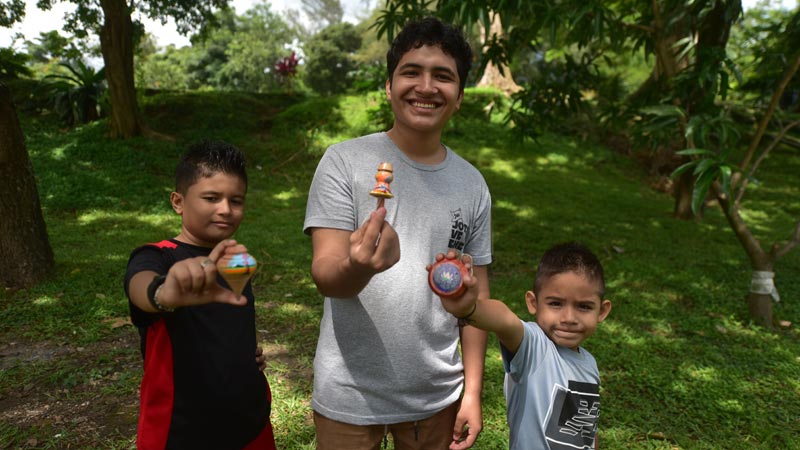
[218,199,232,215]
[561,306,577,324]
[416,73,437,95]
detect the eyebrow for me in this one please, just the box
[397,62,458,78]
[198,190,244,198]
[544,295,599,304]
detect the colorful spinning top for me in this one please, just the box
[428,257,469,299]
[369,162,394,208]
[217,252,257,296]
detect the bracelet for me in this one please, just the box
[457,303,478,327]
[147,275,174,312]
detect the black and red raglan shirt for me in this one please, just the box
[124,239,274,450]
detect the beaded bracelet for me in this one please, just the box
[147,275,174,312]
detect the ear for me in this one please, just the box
[525,291,537,315]
[598,299,612,322]
[170,191,184,215]
[385,78,392,100]
[455,89,464,110]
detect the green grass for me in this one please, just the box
[1,86,798,449]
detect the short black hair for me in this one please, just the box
[534,242,605,298]
[386,16,473,91]
[175,140,247,194]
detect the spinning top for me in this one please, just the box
[428,258,469,299]
[369,162,394,208]
[217,252,257,296]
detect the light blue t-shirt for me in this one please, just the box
[502,321,601,450]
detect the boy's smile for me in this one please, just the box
[385,44,464,137]
[171,172,246,247]
[526,271,611,351]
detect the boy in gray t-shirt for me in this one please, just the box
[303,17,491,450]
[433,242,612,450]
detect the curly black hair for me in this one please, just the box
[386,16,473,91]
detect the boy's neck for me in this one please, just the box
[386,126,446,165]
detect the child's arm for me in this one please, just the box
[431,252,525,355]
[128,239,249,313]
[310,207,400,298]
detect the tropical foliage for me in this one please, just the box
[38,59,107,125]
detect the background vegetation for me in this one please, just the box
[1,84,798,449]
[1,0,799,448]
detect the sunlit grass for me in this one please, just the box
[1,88,798,449]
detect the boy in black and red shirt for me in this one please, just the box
[124,140,276,450]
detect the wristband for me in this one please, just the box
[457,303,477,327]
[147,275,174,312]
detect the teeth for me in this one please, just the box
[412,102,437,109]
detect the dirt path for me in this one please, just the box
[1,329,141,449]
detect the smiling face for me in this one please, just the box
[171,172,246,248]
[385,44,464,137]
[527,271,612,351]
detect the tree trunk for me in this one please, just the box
[99,0,142,138]
[476,13,521,96]
[747,292,773,328]
[713,183,775,327]
[0,82,55,288]
[673,167,696,219]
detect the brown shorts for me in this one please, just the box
[313,401,459,450]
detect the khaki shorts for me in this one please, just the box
[313,401,459,450]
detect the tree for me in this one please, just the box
[301,0,344,31]
[24,30,77,63]
[5,0,229,138]
[0,82,55,288]
[0,0,23,27]
[304,22,362,95]
[216,3,298,92]
[475,13,520,96]
[181,4,298,92]
[375,1,799,326]
[375,0,744,219]
[136,41,193,90]
[671,9,800,327]
[0,47,32,79]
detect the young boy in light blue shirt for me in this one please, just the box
[432,242,612,450]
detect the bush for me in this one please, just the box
[303,23,362,95]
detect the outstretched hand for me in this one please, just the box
[348,206,400,276]
[427,250,479,318]
[157,239,250,309]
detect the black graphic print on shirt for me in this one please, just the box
[448,208,469,251]
[545,380,599,450]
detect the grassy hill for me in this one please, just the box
[1,87,798,449]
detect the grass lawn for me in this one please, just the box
[1,86,799,449]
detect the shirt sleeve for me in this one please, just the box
[464,178,492,266]
[124,245,171,327]
[303,146,357,234]
[501,321,549,383]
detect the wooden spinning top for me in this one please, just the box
[428,258,469,299]
[369,162,394,207]
[217,252,257,296]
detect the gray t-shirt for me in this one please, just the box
[304,132,492,425]
[502,321,601,450]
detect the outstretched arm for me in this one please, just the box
[432,252,525,355]
[310,207,400,298]
[128,239,249,313]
